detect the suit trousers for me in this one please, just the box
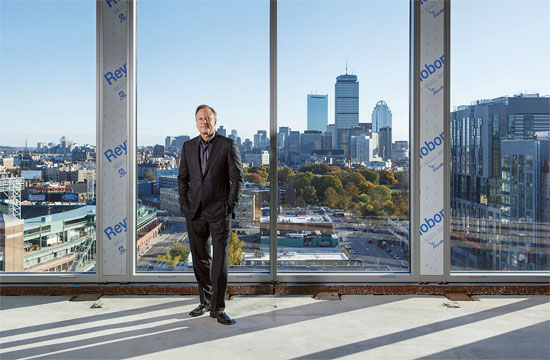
[187,211,232,312]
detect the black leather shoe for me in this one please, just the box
[189,304,210,317]
[210,311,235,325]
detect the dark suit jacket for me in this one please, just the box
[178,134,244,221]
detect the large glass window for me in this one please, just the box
[450,0,550,271]
[136,0,269,273]
[276,0,410,273]
[0,0,97,273]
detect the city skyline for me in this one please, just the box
[1,0,549,147]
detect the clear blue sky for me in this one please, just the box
[1,0,549,147]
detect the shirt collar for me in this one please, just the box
[200,131,216,145]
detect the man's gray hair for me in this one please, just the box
[195,104,217,119]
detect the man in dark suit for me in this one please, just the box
[178,104,243,325]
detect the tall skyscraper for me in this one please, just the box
[307,94,328,132]
[335,74,359,156]
[371,100,392,132]
[372,100,393,160]
[217,125,227,137]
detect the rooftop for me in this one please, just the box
[260,213,333,224]
[24,205,95,228]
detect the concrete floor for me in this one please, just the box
[1,295,549,359]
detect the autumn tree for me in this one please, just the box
[300,163,334,175]
[144,172,156,181]
[379,170,399,186]
[245,172,265,185]
[392,189,410,217]
[345,182,359,199]
[228,232,244,266]
[248,166,269,182]
[340,171,374,194]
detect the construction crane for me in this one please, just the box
[0,177,24,219]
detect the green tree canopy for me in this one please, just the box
[334,192,351,209]
[289,171,314,190]
[299,163,335,175]
[368,185,392,203]
[278,166,295,186]
[169,243,190,262]
[157,242,189,266]
[359,168,379,185]
[323,187,338,207]
[302,185,317,205]
[311,174,343,197]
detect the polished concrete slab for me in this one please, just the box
[1,295,548,359]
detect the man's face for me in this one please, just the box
[195,108,217,137]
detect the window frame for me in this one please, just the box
[2,0,548,284]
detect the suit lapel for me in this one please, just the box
[202,135,222,178]
[190,137,202,177]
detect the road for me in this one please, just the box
[136,220,260,271]
[137,221,188,269]
[333,219,410,271]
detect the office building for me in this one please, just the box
[153,145,165,158]
[301,130,323,152]
[335,74,359,156]
[450,94,550,271]
[165,136,175,148]
[351,133,380,164]
[372,100,392,132]
[254,130,268,150]
[307,94,328,132]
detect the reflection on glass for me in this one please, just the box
[273,0,410,272]
[450,0,550,271]
[137,0,269,272]
[0,1,96,272]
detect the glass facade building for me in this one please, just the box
[372,100,392,132]
[335,74,359,155]
[307,94,328,132]
[450,94,550,271]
